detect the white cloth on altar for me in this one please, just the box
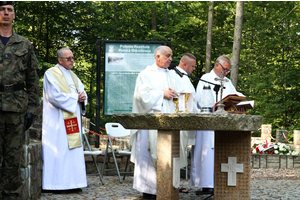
[131,63,189,195]
[190,69,244,188]
[42,64,88,190]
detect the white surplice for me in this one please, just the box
[190,69,244,188]
[42,64,88,190]
[169,67,199,166]
[131,63,188,195]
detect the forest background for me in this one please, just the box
[13,1,300,140]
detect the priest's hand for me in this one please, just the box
[164,88,177,100]
[78,91,86,102]
[24,113,34,131]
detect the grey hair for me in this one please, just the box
[214,55,234,67]
[57,47,71,59]
[154,46,169,58]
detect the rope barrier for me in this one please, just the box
[89,122,106,131]
[85,123,129,142]
[87,129,129,142]
[83,128,116,141]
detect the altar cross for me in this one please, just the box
[221,157,243,186]
[214,71,228,113]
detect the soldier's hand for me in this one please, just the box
[24,113,34,131]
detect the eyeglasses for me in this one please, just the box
[61,57,75,61]
[219,62,230,74]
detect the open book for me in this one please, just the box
[213,94,254,114]
[236,100,254,109]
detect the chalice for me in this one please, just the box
[173,96,179,113]
[184,93,191,113]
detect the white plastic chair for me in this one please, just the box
[83,130,105,185]
[102,122,133,183]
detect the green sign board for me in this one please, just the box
[104,41,164,116]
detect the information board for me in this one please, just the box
[104,41,164,116]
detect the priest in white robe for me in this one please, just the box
[42,47,88,193]
[190,55,244,195]
[169,53,199,172]
[130,46,183,199]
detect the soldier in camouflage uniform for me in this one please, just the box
[0,2,40,199]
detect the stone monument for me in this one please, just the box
[276,129,288,143]
[113,113,264,200]
[294,130,300,154]
[261,124,272,143]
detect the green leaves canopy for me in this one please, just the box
[12,1,300,134]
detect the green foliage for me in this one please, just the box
[11,1,300,135]
[240,1,300,131]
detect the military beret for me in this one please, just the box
[0,1,13,7]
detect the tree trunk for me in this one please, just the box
[151,3,157,39]
[231,1,244,88]
[45,2,49,62]
[205,1,214,73]
[114,1,119,23]
[164,2,168,28]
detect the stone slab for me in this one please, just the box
[113,113,264,200]
[113,113,264,131]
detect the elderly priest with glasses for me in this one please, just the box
[190,55,245,196]
[42,47,88,194]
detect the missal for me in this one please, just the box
[213,94,254,114]
[236,100,255,110]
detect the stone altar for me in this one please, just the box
[113,113,264,200]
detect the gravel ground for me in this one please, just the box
[40,168,300,200]
[251,168,300,200]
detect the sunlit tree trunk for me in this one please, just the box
[205,1,214,73]
[231,1,244,88]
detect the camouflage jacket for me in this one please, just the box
[0,31,40,113]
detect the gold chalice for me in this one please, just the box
[173,96,179,113]
[184,93,191,113]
